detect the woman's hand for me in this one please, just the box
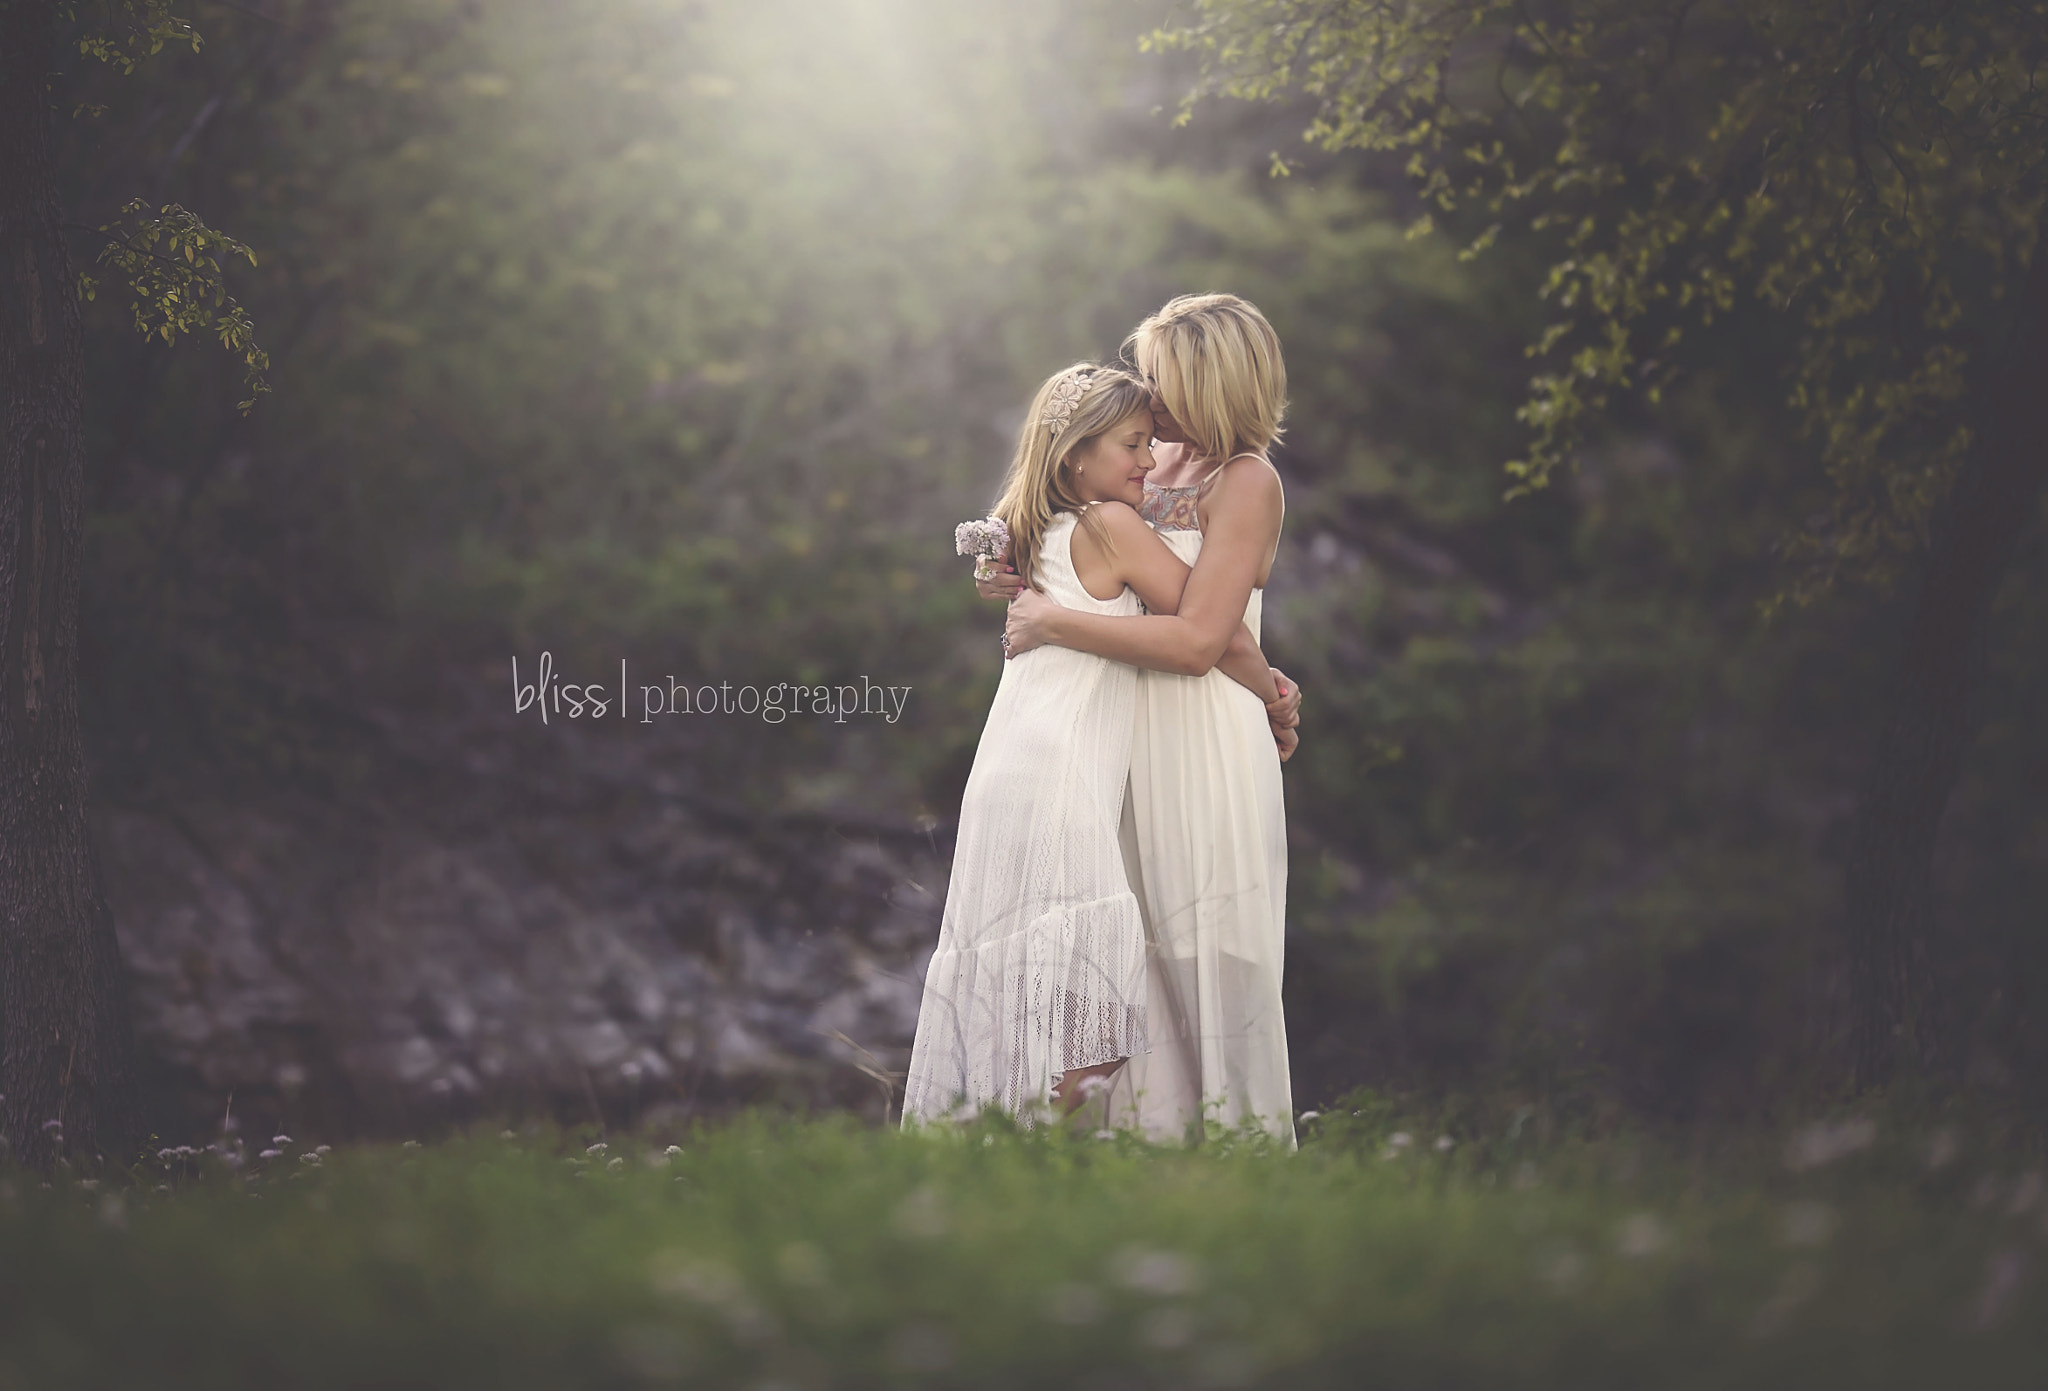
[1268,669,1300,763]
[974,551,1024,602]
[1265,669,1301,731]
[1003,588,1058,659]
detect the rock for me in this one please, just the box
[97,774,947,1141]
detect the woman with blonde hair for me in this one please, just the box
[991,293,1300,1146]
[901,362,1285,1128]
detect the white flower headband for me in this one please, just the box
[1040,369,1097,439]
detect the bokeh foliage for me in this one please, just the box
[1158,0,2048,601]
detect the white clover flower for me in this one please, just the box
[1783,1117,1875,1172]
[1043,1283,1104,1326]
[887,1321,953,1372]
[776,1241,827,1288]
[648,1252,778,1342]
[892,1186,948,1239]
[1926,1128,1961,1170]
[1781,1201,1838,1247]
[1137,1305,1197,1351]
[1973,1248,2028,1330]
[1111,1247,1201,1297]
[1749,1261,1821,1336]
[1538,1246,1585,1290]
[1616,1213,1667,1257]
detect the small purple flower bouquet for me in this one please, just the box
[954,515,1010,582]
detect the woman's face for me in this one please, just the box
[1136,347,1190,445]
[1066,408,1157,507]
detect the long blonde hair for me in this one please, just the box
[1125,293,1287,464]
[991,363,1152,590]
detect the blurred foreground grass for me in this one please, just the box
[3,1099,2044,1389]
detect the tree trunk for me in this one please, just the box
[1846,248,2048,1089]
[0,0,138,1167]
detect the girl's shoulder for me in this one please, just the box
[1068,499,1146,536]
[1083,497,1142,518]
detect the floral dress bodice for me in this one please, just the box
[1138,479,1205,533]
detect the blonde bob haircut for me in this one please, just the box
[990,363,1153,592]
[1125,293,1287,464]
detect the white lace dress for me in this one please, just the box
[1103,477,1295,1146]
[901,511,1148,1126]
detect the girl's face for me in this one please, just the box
[1065,408,1157,507]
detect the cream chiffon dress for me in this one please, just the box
[1102,474,1295,1146]
[901,510,1148,1126]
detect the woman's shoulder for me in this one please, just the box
[1212,452,1284,501]
[1193,454,1284,544]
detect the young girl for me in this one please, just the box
[901,363,1281,1128]
[998,294,1298,1146]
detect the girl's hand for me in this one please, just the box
[1265,669,1301,731]
[1275,724,1299,763]
[1003,588,1057,659]
[974,550,1024,602]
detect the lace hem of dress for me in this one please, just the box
[902,891,1150,1125]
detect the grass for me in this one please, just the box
[0,1095,2043,1389]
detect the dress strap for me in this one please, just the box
[1193,452,1269,486]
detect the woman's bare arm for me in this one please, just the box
[1007,458,1283,676]
[1072,503,1277,703]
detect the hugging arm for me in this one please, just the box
[1077,503,1277,704]
[977,479,1302,758]
[1009,460,1282,678]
